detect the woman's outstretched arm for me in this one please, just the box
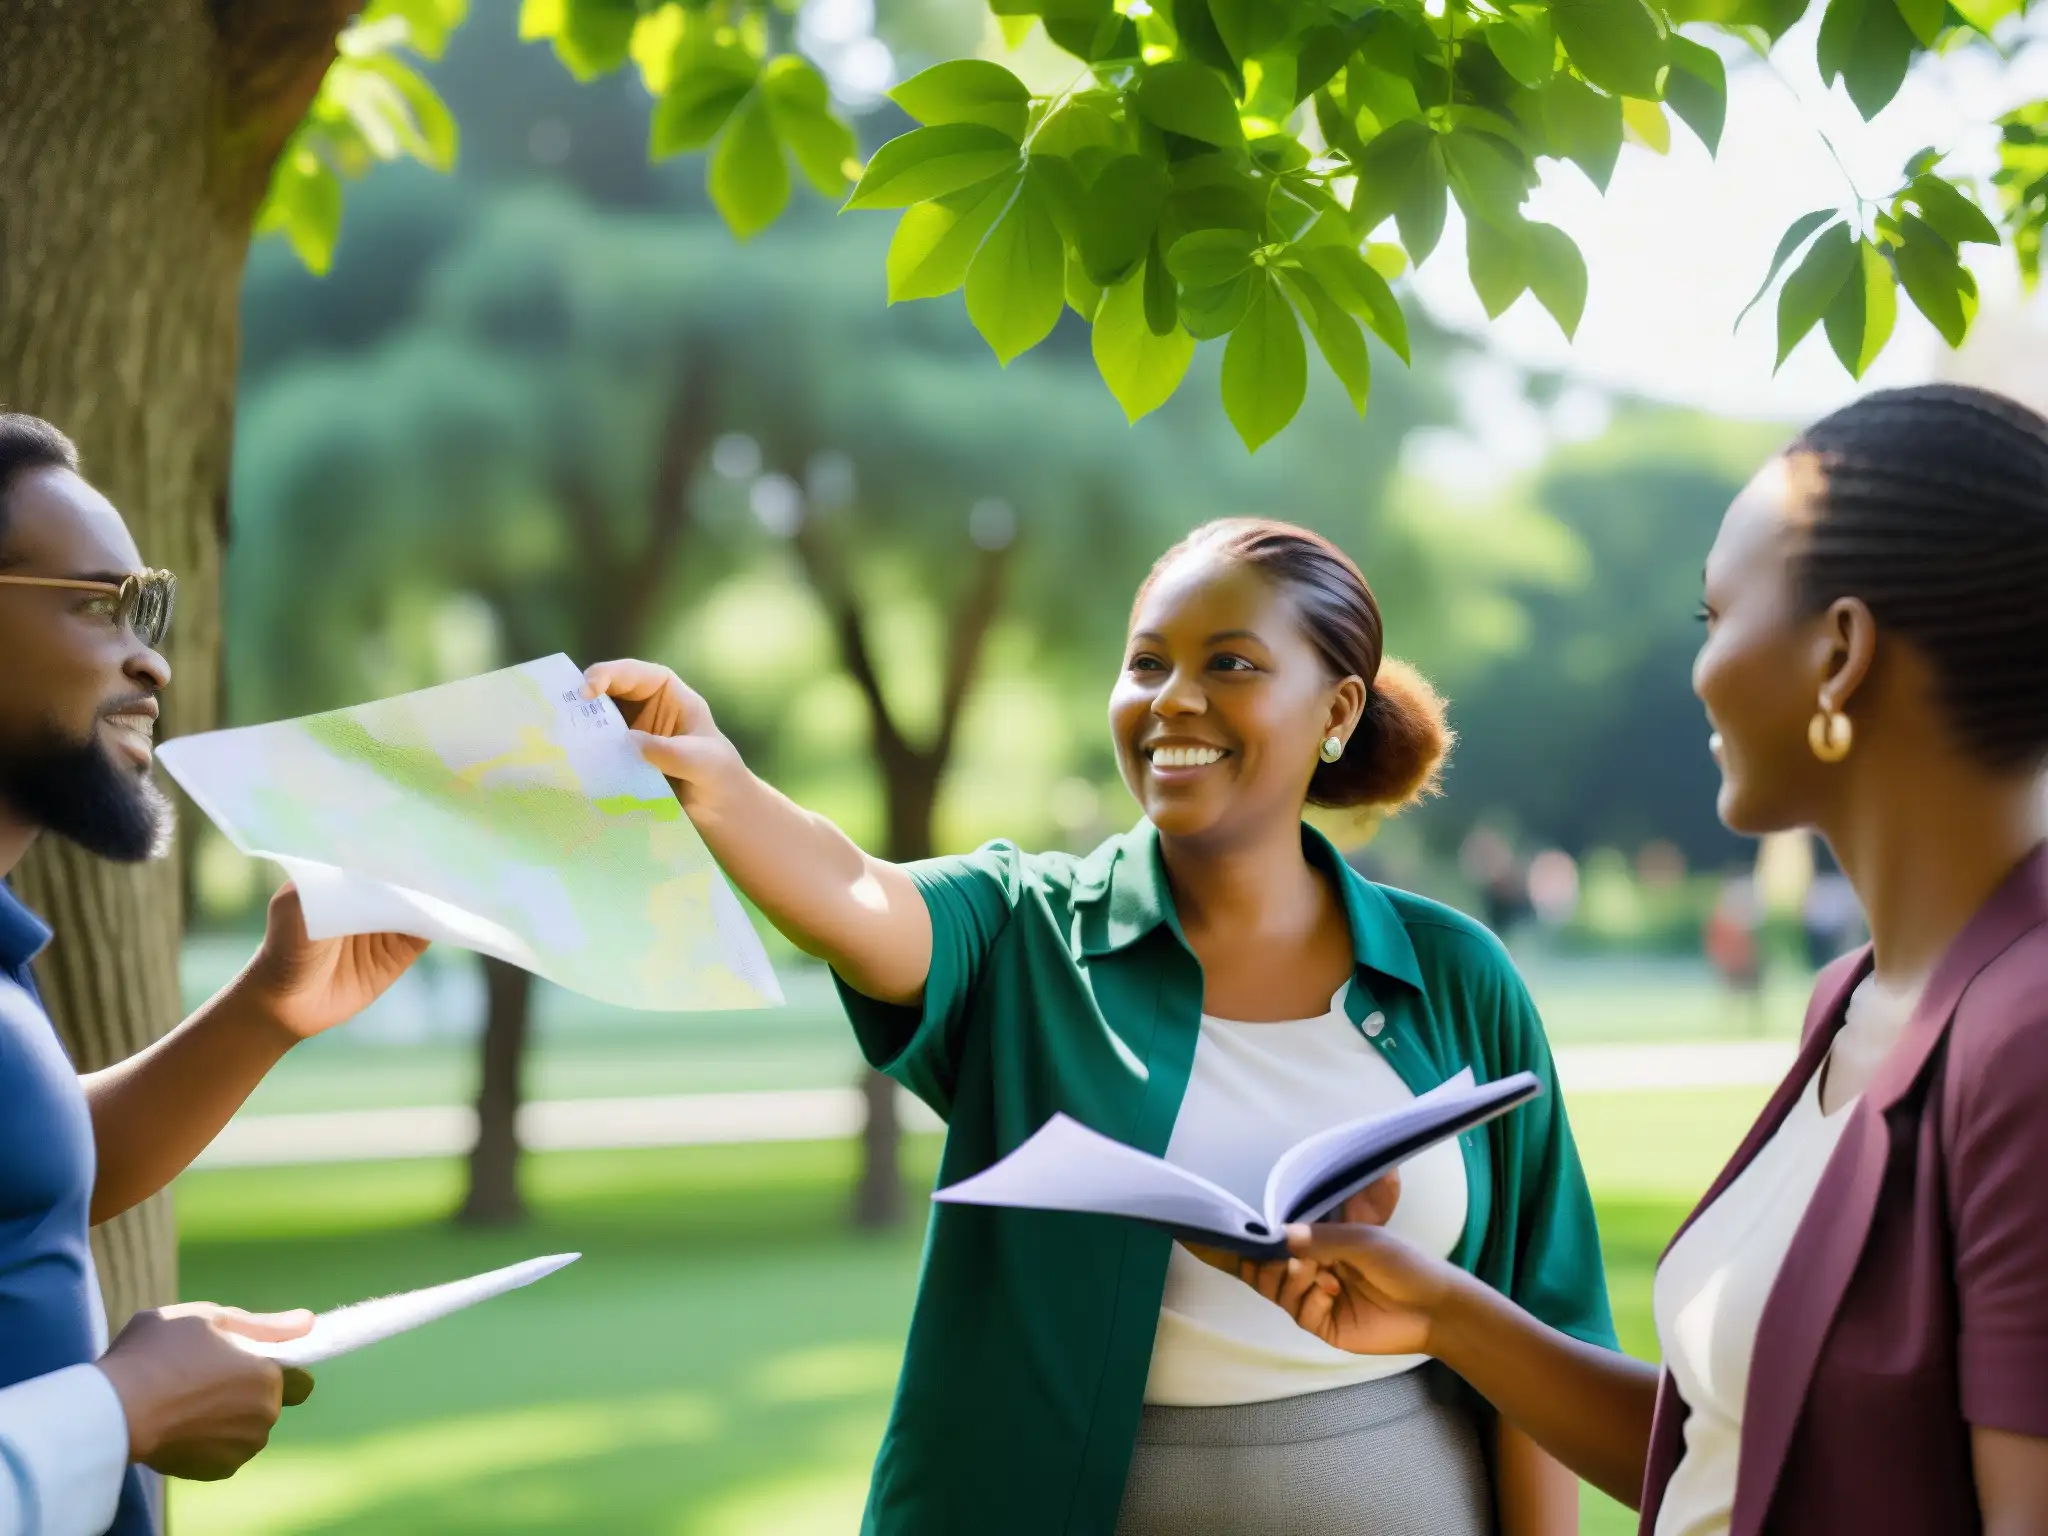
[584,660,932,1004]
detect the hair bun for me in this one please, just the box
[1310,657,1453,812]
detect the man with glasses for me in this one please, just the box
[0,414,427,1536]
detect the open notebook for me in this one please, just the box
[934,1072,1541,1259]
[233,1253,580,1368]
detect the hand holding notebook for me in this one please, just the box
[934,1071,1541,1259]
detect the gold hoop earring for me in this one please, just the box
[1319,735,1345,764]
[1807,708,1852,764]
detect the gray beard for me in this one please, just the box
[0,721,172,863]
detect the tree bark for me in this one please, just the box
[0,0,356,1328]
[787,519,1012,1230]
[459,957,533,1225]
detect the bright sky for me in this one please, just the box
[1409,17,2048,423]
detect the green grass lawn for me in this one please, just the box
[172,1082,1768,1535]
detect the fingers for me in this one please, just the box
[208,1307,316,1343]
[582,661,707,738]
[1285,1221,1391,1263]
[1276,1257,1323,1315]
[281,1368,315,1408]
[1339,1169,1402,1228]
[628,729,728,784]
[1295,1276,1339,1340]
[580,659,673,703]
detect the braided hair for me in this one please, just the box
[1136,518,1454,810]
[1790,385,2048,771]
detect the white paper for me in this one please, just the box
[932,1070,1541,1247]
[158,655,780,1012]
[933,1115,1269,1242]
[237,1253,580,1367]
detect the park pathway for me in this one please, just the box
[193,1039,1798,1169]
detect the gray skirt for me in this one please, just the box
[1115,1365,1495,1536]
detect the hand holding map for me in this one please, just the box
[158,655,780,1012]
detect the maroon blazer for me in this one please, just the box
[1639,844,2048,1536]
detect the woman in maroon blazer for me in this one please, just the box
[1241,383,2048,1534]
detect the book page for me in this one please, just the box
[933,1114,1268,1243]
[1262,1069,1541,1228]
[235,1253,580,1368]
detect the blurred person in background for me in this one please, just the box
[1703,874,1764,1032]
[587,518,1615,1536]
[1259,385,2048,1535]
[1800,871,1864,969]
[0,415,426,1535]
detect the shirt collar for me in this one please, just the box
[0,880,52,976]
[1078,818,1425,992]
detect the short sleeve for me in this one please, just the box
[1481,961,1619,1352]
[831,842,1022,1120]
[1950,1021,2048,1435]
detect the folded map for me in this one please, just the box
[158,655,780,1012]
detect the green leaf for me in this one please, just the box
[1467,220,1529,317]
[1029,99,1119,159]
[1951,0,2020,32]
[1775,222,1857,368]
[1890,0,1944,46]
[848,124,1022,209]
[1622,97,1670,155]
[1485,9,1558,88]
[1664,34,1728,153]
[763,57,856,196]
[1093,269,1197,421]
[1208,0,1289,62]
[1299,245,1409,361]
[1071,155,1170,285]
[355,55,460,170]
[360,0,467,60]
[1144,238,1179,336]
[1893,213,1979,345]
[1066,248,1104,319]
[1905,174,2000,246]
[1816,0,1915,121]
[1350,120,1435,235]
[1170,0,1246,97]
[1167,228,1259,287]
[886,177,1017,301]
[1221,278,1307,451]
[709,91,789,240]
[965,173,1066,363]
[651,60,756,157]
[1180,270,1259,337]
[1397,137,1449,263]
[1525,222,1589,337]
[1737,209,1838,328]
[1281,271,1371,414]
[531,0,636,78]
[1542,75,1624,191]
[889,60,1032,139]
[1136,60,1245,147]
[1550,0,1669,98]
[1364,243,1408,280]
[1043,11,1138,63]
[259,148,345,274]
[1444,130,1530,227]
[1823,237,1897,376]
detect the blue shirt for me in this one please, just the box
[0,881,151,1536]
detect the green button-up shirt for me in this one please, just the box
[836,820,1616,1535]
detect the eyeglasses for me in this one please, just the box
[0,569,177,648]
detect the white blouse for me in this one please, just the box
[1142,985,1471,1407]
[1652,976,1916,1536]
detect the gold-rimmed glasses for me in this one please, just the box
[0,569,177,648]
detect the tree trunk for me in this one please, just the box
[459,957,534,1225]
[0,0,359,1328]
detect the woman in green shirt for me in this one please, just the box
[586,517,1614,1536]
